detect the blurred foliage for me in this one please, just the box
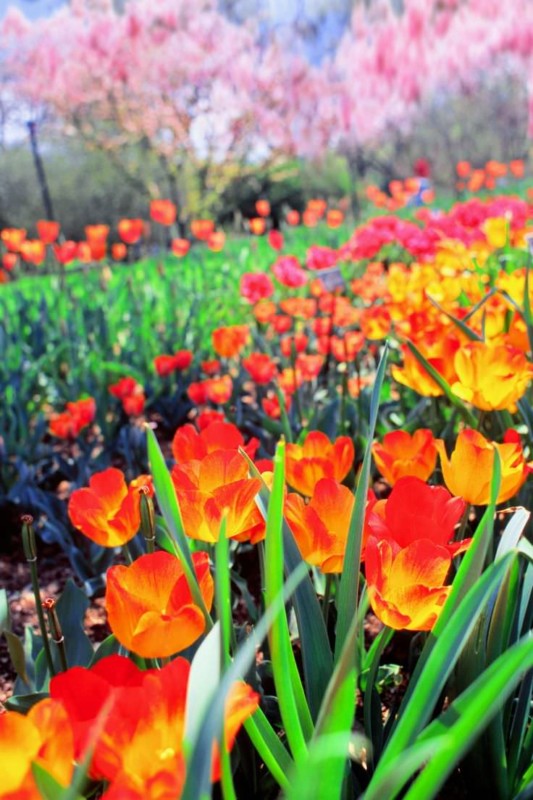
[1,74,530,237]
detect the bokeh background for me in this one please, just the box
[1,0,531,237]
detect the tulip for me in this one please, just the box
[367,476,469,557]
[372,429,437,485]
[36,219,60,244]
[205,375,233,404]
[285,431,354,496]
[171,451,265,543]
[149,199,176,226]
[242,352,278,384]
[212,324,249,358]
[286,209,300,226]
[172,420,259,463]
[191,219,215,240]
[240,272,274,303]
[1,227,26,252]
[366,537,452,631]
[118,218,144,244]
[171,237,191,257]
[68,468,152,547]
[285,479,354,572]
[452,341,533,411]
[106,550,213,658]
[255,199,271,217]
[249,217,266,235]
[0,699,74,796]
[436,428,532,505]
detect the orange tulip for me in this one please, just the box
[392,339,460,398]
[85,224,109,244]
[436,428,532,505]
[0,699,74,797]
[509,160,525,178]
[366,537,452,631]
[171,451,265,543]
[51,654,258,795]
[111,242,127,261]
[68,468,152,547]
[255,199,271,217]
[285,478,354,572]
[285,431,354,496]
[372,429,437,485]
[286,209,300,226]
[205,374,233,404]
[36,219,60,244]
[360,305,391,340]
[118,218,144,244]
[249,217,266,235]
[207,230,226,251]
[149,199,176,226]
[20,239,46,265]
[2,252,17,271]
[172,420,259,463]
[1,227,26,252]
[451,341,533,411]
[456,160,471,178]
[212,324,249,358]
[106,550,213,658]
[326,209,344,228]
[171,237,191,257]
[191,219,215,241]
[307,198,327,218]
[302,210,319,227]
[191,219,215,240]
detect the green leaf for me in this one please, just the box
[4,630,31,688]
[147,427,213,630]
[242,448,333,722]
[55,580,94,668]
[243,707,293,790]
[403,634,533,800]
[369,552,516,789]
[181,563,308,800]
[32,763,83,800]
[335,343,388,663]
[264,440,313,759]
[90,635,121,666]
[405,340,478,426]
[5,692,48,712]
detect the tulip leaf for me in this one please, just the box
[368,551,515,788]
[32,763,83,800]
[55,579,94,668]
[335,342,388,664]
[89,635,121,666]
[146,426,193,569]
[182,562,308,800]
[243,707,293,790]
[264,440,313,758]
[147,426,213,629]
[495,507,531,559]
[241,448,333,722]
[426,294,484,341]
[402,634,533,800]
[405,339,478,426]
[5,692,48,712]
[185,621,221,745]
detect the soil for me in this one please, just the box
[0,539,109,706]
